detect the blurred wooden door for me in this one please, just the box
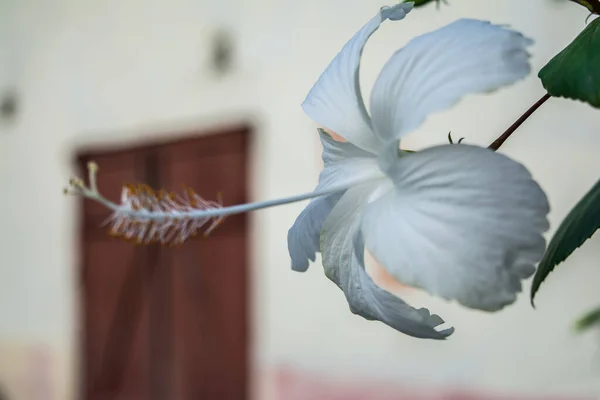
[77,126,250,400]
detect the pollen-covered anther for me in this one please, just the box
[106,184,226,246]
[63,177,86,196]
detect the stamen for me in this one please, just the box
[105,184,225,245]
[63,161,226,245]
[64,161,374,246]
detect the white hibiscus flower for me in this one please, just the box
[65,2,550,341]
[287,3,550,339]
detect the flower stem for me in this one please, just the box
[488,93,551,151]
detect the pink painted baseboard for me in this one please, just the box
[272,367,593,400]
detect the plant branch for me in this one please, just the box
[488,93,551,151]
[568,0,600,15]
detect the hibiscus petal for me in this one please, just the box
[288,194,344,272]
[288,130,380,272]
[320,182,454,339]
[370,19,533,144]
[317,129,381,188]
[361,144,550,311]
[302,3,413,153]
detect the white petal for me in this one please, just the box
[370,19,533,144]
[320,182,454,339]
[361,144,550,311]
[317,129,381,188]
[288,194,344,272]
[288,130,380,272]
[302,3,413,153]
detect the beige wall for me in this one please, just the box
[1,0,600,399]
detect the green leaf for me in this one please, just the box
[402,0,447,8]
[538,17,600,108]
[531,177,600,305]
[575,307,600,332]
